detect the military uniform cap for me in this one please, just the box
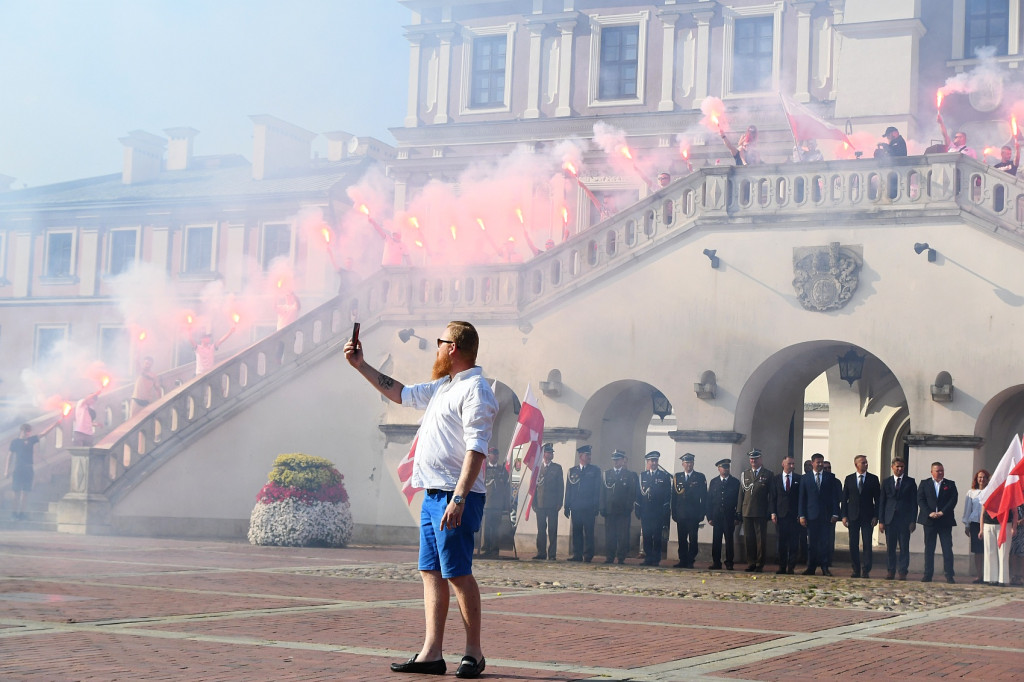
[542,442,554,452]
[715,458,732,468]
[644,451,661,461]
[577,445,592,454]
[611,449,626,459]
[747,449,762,459]
[680,453,695,462]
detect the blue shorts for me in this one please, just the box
[418,489,485,579]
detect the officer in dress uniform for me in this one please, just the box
[706,458,741,570]
[601,450,639,564]
[481,447,511,557]
[564,445,601,562]
[531,442,564,560]
[671,453,707,568]
[738,449,774,572]
[636,451,672,565]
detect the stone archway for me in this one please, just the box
[975,384,1024,471]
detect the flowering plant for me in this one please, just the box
[248,453,353,547]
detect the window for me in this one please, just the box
[45,231,74,277]
[262,223,291,271]
[108,229,138,276]
[184,225,215,273]
[965,0,1009,56]
[470,35,506,108]
[35,325,67,367]
[599,26,640,100]
[98,325,130,375]
[733,16,774,93]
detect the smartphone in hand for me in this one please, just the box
[351,321,360,345]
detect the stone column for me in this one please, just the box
[692,11,714,105]
[827,0,845,102]
[793,2,816,103]
[57,447,113,534]
[657,13,678,112]
[405,33,424,128]
[556,20,576,117]
[524,21,547,119]
[434,29,456,125]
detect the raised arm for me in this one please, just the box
[215,326,235,349]
[343,339,404,404]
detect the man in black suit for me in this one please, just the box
[531,443,564,560]
[564,445,601,562]
[917,461,958,583]
[671,453,706,568]
[600,450,639,564]
[706,458,740,570]
[799,452,839,576]
[877,457,916,580]
[770,456,801,574]
[841,454,881,578]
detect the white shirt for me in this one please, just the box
[962,488,984,524]
[402,366,498,494]
[73,399,96,436]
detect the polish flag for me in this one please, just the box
[397,435,422,505]
[780,94,854,148]
[506,384,544,521]
[980,434,1024,546]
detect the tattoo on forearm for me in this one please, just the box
[377,374,395,390]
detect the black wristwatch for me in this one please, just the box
[452,494,465,506]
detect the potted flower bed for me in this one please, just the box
[248,453,353,547]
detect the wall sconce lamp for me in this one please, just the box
[931,371,954,402]
[398,328,427,350]
[703,248,720,269]
[837,348,866,386]
[539,369,563,397]
[914,242,936,262]
[694,370,717,400]
[652,389,673,421]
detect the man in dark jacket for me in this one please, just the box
[706,458,740,570]
[636,451,672,566]
[917,461,958,583]
[769,456,801,574]
[877,457,917,580]
[799,452,840,576]
[671,453,706,568]
[841,454,881,578]
[531,442,564,560]
[481,448,511,557]
[601,450,639,564]
[563,445,601,562]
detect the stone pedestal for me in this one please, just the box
[57,448,112,534]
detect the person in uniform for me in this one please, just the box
[636,451,672,566]
[564,445,601,562]
[738,449,774,572]
[671,453,706,568]
[706,458,740,570]
[601,450,639,564]
[531,442,564,560]
[770,456,801,574]
[480,447,510,558]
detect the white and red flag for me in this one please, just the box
[505,384,544,521]
[397,435,422,505]
[980,434,1024,546]
[780,94,854,148]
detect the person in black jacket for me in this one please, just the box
[601,450,639,564]
[769,456,801,574]
[877,457,917,580]
[671,453,706,568]
[917,461,959,583]
[841,454,881,578]
[706,458,740,570]
[799,453,840,576]
[531,443,564,560]
[636,451,672,566]
[563,445,601,562]
[480,448,511,557]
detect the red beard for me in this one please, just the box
[431,351,453,380]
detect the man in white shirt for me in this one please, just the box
[345,320,497,679]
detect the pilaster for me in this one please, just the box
[555,20,576,117]
[657,13,679,112]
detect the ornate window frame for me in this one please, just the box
[721,2,783,99]
[459,23,516,115]
[588,10,650,108]
[950,0,1021,68]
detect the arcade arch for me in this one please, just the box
[975,384,1024,471]
[578,380,673,468]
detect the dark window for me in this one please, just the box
[599,25,639,100]
[46,232,73,277]
[109,230,137,276]
[35,326,66,367]
[99,326,130,374]
[262,224,291,271]
[733,16,773,93]
[470,35,507,108]
[965,0,1009,56]
[184,226,214,273]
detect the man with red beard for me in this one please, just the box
[345,321,497,679]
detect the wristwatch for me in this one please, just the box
[452,494,465,506]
